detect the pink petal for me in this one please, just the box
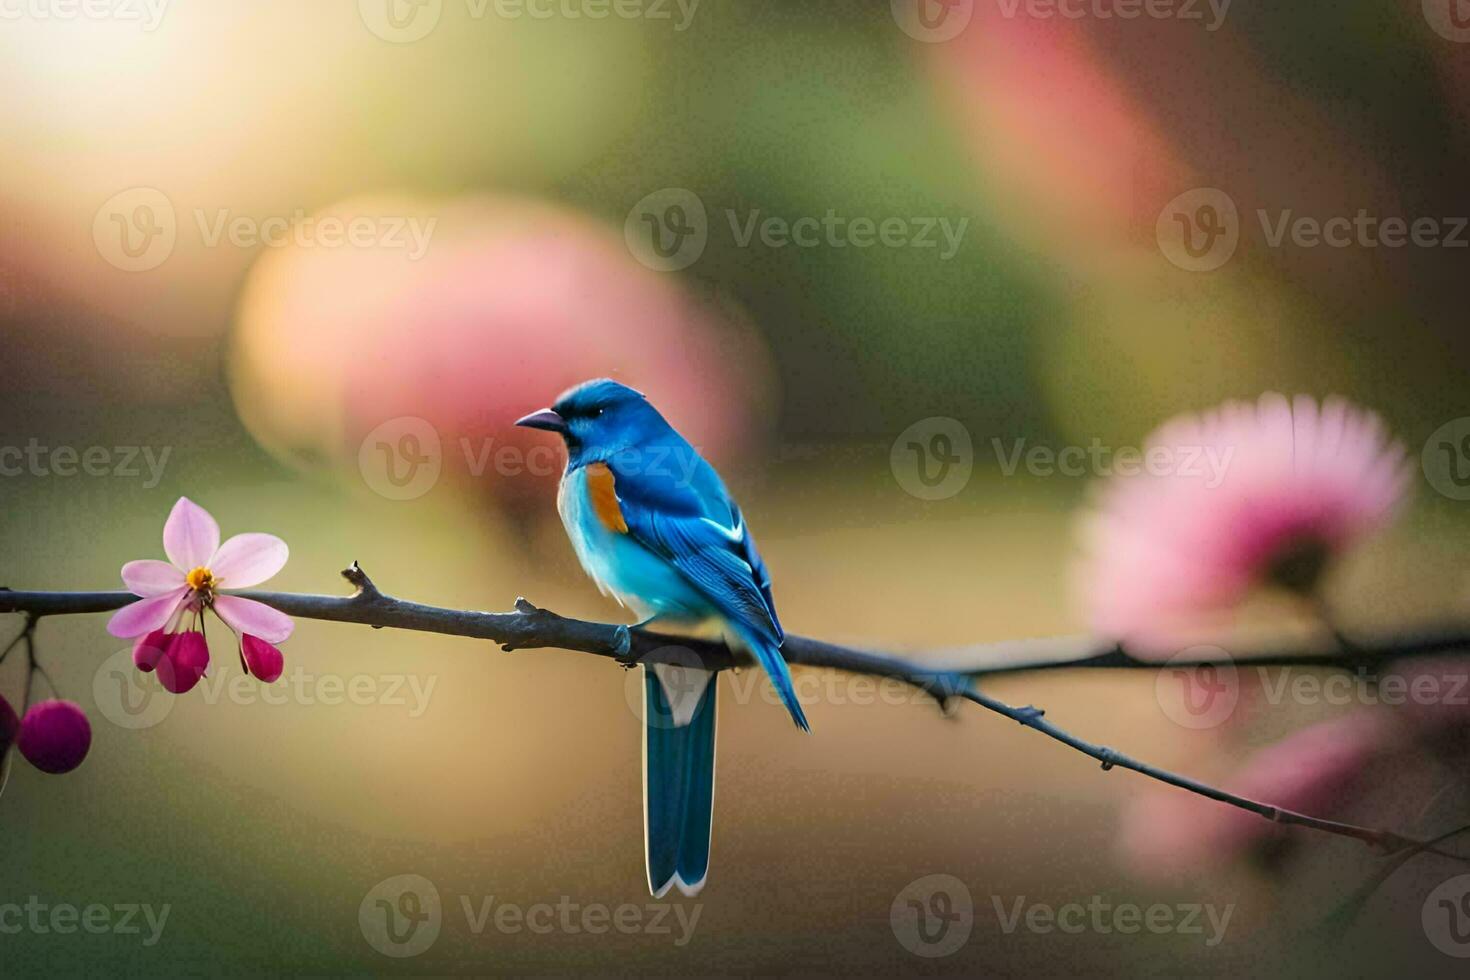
[162,497,219,571]
[106,588,188,639]
[241,634,285,683]
[157,631,209,695]
[210,533,289,588]
[212,595,293,643]
[121,560,186,597]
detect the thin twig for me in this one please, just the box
[1,565,1466,859]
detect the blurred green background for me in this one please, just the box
[1,1,1469,975]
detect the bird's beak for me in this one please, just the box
[515,408,567,433]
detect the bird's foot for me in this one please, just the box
[612,625,641,668]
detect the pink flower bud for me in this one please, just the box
[0,693,19,758]
[132,629,172,673]
[17,700,91,774]
[157,630,210,695]
[240,634,285,684]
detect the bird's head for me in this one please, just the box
[515,378,665,459]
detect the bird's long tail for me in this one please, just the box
[643,664,717,898]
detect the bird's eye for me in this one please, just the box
[594,408,604,418]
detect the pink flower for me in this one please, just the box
[106,497,293,690]
[1074,394,1409,654]
[16,700,92,775]
[1117,712,1386,878]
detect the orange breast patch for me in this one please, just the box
[585,462,628,534]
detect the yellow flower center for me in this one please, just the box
[186,567,216,593]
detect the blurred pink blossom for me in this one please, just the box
[1118,712,1387,878]
[230,195,773,509]
[1075,393,1409,655]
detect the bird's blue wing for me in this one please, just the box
[607,447,806,729]
[607,447,779,642]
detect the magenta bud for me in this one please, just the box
[157,630,210,695]
[132,629,172,673]
[17,700,92,774]
[240,634,285,684]
[0,693,19,757]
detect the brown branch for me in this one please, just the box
[2,564,1467,861]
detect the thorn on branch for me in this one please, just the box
[341,562,382,601]
[514,597,540,615]
[1098,747,1119,771]
[1014,704,1046,725]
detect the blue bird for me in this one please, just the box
[517,378,808,897]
